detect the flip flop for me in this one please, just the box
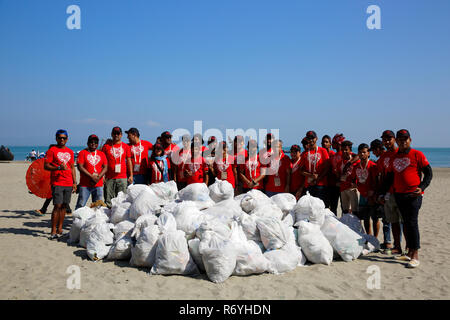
[394,255,412,261]
[407,259,420,268]
[48,234,59,240]
[35,209,45,215]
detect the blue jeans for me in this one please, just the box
[133,174,147,185]
[75,186,104,209]
[265,190,282,197]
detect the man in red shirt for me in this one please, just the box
[300,130,330,207]
[380,129,432,268]
[172,134,191,190]
[44,129,77,239]
[378,130,404,254]
[212,141,238,190]
[264,139,291,196]
[102,127,133,208]
[369,139,393,250]
[337,140,358,215]
[75,134,108,209]
[289,144,305,200]
[182,142,209,185]
[126,127,153,185]
[352,143,380,236]
[161,131,180,158]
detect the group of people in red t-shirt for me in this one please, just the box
[43,127,432,268]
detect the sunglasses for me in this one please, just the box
[112,132,121,135]
[57,136,68,140]
[88,140,99,144]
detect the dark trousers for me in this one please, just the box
[307,185,329,208]
[394,193,423,250]
[327,186,341,215]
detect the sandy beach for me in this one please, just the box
[1,161,449,300]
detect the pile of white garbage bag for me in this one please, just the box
[69,180,379,283]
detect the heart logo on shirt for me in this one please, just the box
[308,152,321,165]
[393,157,410,172]
[131,145,144,156]
[87,154,101,167]
[110,146,124,159]
[57,152,71,164]
[189,163,201,173]
[356,168,368,183]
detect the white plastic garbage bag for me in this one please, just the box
[126,184,151,203]
[264,243,299,274]
[320,215,364,262]
[188,238,205,272]
[129,189,163,221]
[256,217,295,250]
[151,230,199,275]
[131,214,158,239]
[112,220,135,239]
[177,183,212,202]
[209,178,234,203]
[235,213,260,242]
[110,202,131,224]
[271,193,297,214]
[149,181,178,202]
[172,201,206,239]
[72,206,95,221]
[240,189,272,213]
[230,222,269,276]
[111,191,127,207]
[156,212,177,233]
[79,214,112,248]
[281,210,296,227]
[203,199,244,224]
[297,220,333,265]
[107,236,133,260]
[199,231,237,283]
[293,192,325,223]
[250,203,284,220]
[86,223,115,261]
[196,219,231,241]
[130,225,160,267]
[69,217,85,244]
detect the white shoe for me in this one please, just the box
[406,259,420,268]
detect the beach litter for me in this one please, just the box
[69,183,378,283]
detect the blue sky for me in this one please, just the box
[1,0,449,148]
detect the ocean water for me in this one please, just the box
[3,145,450,167]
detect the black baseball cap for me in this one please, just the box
[290,144,301,152]
[305,130,317,139]
[125,127,140,137]
[369,139,383,151]
[358,143,370,151]
[381,130,395,139]
[161,131,172,138]
[87,134,99,143]
[396,129,410,139]
[111,126,122,134]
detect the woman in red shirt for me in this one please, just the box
[173,134,191,190]
[212,141,238,190]
[182,143,209,185]
[239,139,265,193]
[289,144,305,200]
[148,143,173,184]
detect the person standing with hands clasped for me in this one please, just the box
[75,134,108,209]
[102,127,133,208]
[379,129,432,268]
[44,129,77,239]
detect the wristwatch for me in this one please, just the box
[57,165,62,170]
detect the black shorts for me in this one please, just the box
[356,200,382,221]
[52,186,72,205]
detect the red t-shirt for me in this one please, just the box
[388,149,430,194]
[45,146,75,187]
[290,157,305,193]
[351,160,377,198]
[102,142,131,180]
[265,155,291,193]
[182,156,209,185]
[378,149,398,193]
[239,155,263,190]
[149,158,172,184]
[300,146,330,188]
[164,143,180,158]
[259,148,274,168]
[337,157,357,191]
[77,149,107,188]
[233,149,248,166]
[174,148,191,182]
[213,155,237,188]
[129,140,153,176]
